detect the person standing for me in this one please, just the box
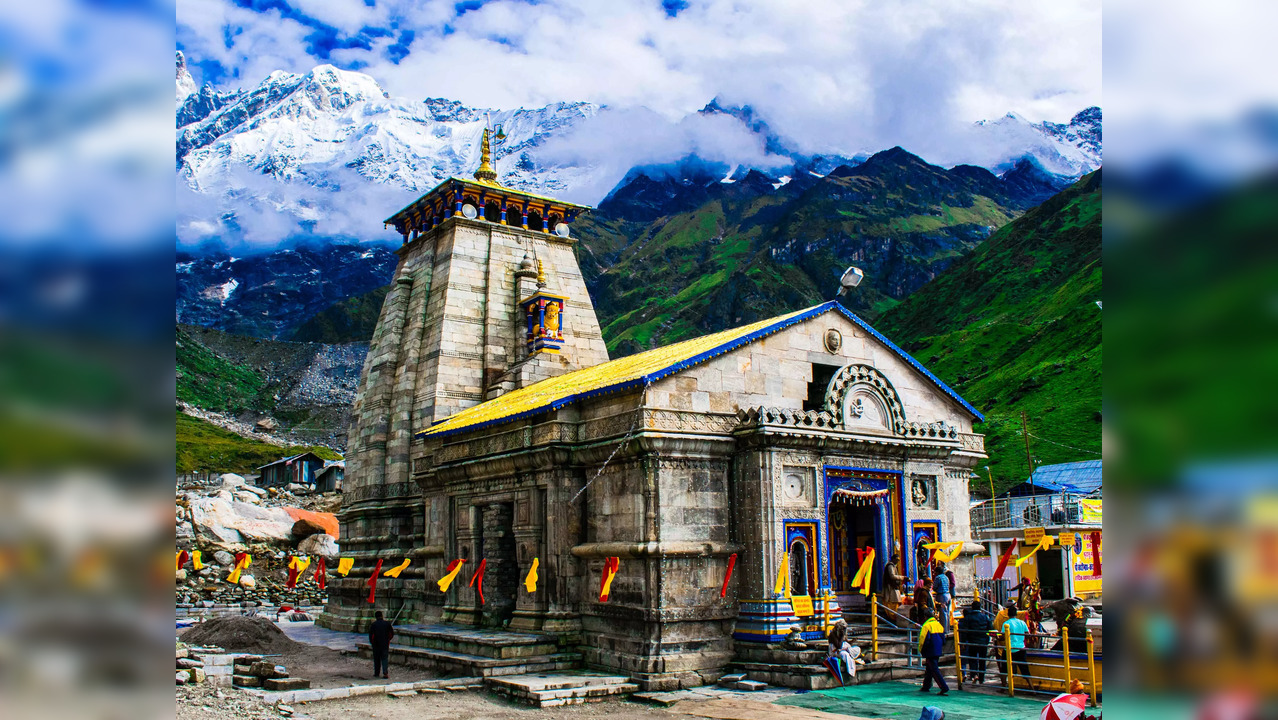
[933,563,952,627]
[912,578,936,624]
[917,610,949,695]
[369,610,394,679]
[883,553,904,615]
[1003,608,1033,691]
[957,600,992,683]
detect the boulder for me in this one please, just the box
[240,484,268,497]
[235,491,260,504]
[213,550,235,566]
[219,473,246,489]
[284,508,339,538]
[238,575,256,589]
[255,417,278,432]
[296,533,339,558]
[176,671,189,685]
[285,483,309,495]
[290,518,328,539]
[176,569,188,582]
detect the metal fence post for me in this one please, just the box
[1087,629,1098,706]
[870,592,879,661]
[1062,627,1072,687]
[1004,626,1015,697]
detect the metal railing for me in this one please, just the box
[942,620,1101,705]
[975,578,1011,614]
[971,493,1100,531]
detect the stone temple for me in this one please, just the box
[319,130,987,690]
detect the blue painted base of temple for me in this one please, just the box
[733,596,843,643]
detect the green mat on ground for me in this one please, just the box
[776,681,1047,720]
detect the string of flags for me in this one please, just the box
[174,550,746,609]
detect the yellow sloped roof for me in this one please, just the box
[418,303,826,439]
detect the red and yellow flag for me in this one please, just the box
[336,557,354,576]
[227,553,252,584]
[851,547,876,596]
[993,539,1018,580]
[437,559,465,592]
[599,556,620,602]
[383,558,411,578]
[191,550,203,570]
[176,550,190,571]
[314,557,327,590]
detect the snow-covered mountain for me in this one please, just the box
[177,60,600,245]
[973,107,1102,176]
[176,54,1100,248]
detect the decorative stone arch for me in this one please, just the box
[822,363,908,434]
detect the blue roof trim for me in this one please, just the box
[417,300,981,440]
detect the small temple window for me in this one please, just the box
[527,209,543,231]
[547,212,562,231]
[804,362,841,412]
[484,200,501,222]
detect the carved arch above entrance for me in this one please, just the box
[822,363,908,434]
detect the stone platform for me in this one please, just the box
[485,672,637,707]
[355,622,581,678]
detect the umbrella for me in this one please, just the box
[1041,693,1088,720]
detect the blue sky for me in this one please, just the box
[177,0,1101,151]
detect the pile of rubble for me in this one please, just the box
[176,473,339,609]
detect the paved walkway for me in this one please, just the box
[777,681,1049,720]
[275,620,363,652]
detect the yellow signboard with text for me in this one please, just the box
[790,595,815,617]
[1073,532,1103,595]
[1059,532,1076,548]
[1079,498,1103,524]
[1025,527,1045,545]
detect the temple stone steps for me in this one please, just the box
[356,642,582,678]
[485,672,638,707]
[392,624,561,659]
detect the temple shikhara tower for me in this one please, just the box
[320,128,987,690]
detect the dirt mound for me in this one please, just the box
[180,615,302,654]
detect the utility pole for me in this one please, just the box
[1021,410,1035,492]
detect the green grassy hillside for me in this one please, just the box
[176,326,270,413]
[176,412,341,475]
[875,171,1102,493]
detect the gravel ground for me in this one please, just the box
[178,683,294,720]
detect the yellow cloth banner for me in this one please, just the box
[524,558,539,593]
[191,551,203,570]
[923,541,963,563]
[774,553,790,597]
[437,559,465,592]
[382,558,411,578]
[294,557,312,575]
[1079,498,1103,524]
[336,557,354,576]
[851,548,876,596]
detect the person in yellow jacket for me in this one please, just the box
[917,610,949,695]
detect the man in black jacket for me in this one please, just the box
[369,611,394,679]
[957,600,992,683]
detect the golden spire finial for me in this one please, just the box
[473,126,500,185]
[536,258,546,287]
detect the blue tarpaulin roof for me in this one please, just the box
[1003,459,1102,496]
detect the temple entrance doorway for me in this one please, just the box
[480,502,518,627]
[830,501,882,594]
